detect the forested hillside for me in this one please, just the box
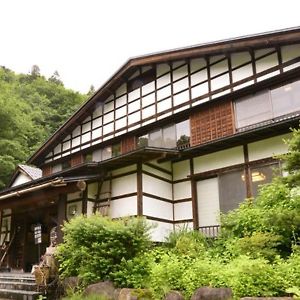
[0,66,87,189]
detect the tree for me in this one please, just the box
[30,65,41,78]
[0,66,86,189]
[48,70,63,85]
[87,84,96,96]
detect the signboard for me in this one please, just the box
[34,224,42,245]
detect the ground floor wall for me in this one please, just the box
[0,133,292,256]
[59,132,293,242]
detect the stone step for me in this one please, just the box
[0,276,36,284]
[0,288,42,300]
[0,280,37,291]
[0,273,36,284]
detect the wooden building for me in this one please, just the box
[1,27,300,271]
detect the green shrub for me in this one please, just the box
[56,214,151,286]
[181,256,224,298]
[165,227,209,257]
[277,247,300,291]
[223,256,283,298]
[111,254,151,288]
[148,251,190,299]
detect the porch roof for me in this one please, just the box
[0,147,179,201]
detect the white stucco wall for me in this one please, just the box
[248,133,291,161]
[110,196,137,218]
[11,173,31,187]
[143,174,172,200]
[174,201,193,221]
[193,146,244,173]
[143,196,173,220]
[148,220,173,242]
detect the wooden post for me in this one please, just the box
[137,163,143,216]
[57,194,66,244]
[190,158,199,230]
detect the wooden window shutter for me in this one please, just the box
[190,100,235,146]
[121,136,136,154]
[42,165,52,177]
[70,153,84,167]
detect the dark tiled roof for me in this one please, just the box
[19,164,42,180]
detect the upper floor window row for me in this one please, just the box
[137,119,190,150]
[44,45,300,164]
[235,80,300,130]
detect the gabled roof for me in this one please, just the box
[8,164,42,188]
[19,164,42,180]
[27,26,300,166]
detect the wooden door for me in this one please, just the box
[10,216,27,270]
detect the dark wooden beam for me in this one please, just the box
[190,158,199,230]
[57,194,66,244]
[137,163,143,216]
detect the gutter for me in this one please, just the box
[0,178,66,201]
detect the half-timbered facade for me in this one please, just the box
[1,27,300,271]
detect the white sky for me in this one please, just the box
[0,0,299,94]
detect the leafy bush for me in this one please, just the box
[148,251,190,299]
[111,254,151,288]
[56,214,151,286]
[180,256,224,298]
[221,178,300,256]
[223,256,283,298]
[277,246,300,291]
[165,226,209,257]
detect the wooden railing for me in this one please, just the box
[198,225,220,237]
[0,229,16,268]
[177,142,190,150]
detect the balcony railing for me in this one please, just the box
[177,142,190,150]
[198,225,220,237]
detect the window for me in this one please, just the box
[235,91,272,129]
[250,163,278,197]
[92,149,102,162]
[162,125,176,148]
[138,119,191,149]
[137,134,149,148]
[271,80,300,117]
[176,120,190,148]
[84,153,93,162]
[149,129,163,147]
[102,146,112,160]
[219,169,247,213]
[112,143,121,157]
[52,164,62,173]
[235,79,300,130]
[62,160,71,170]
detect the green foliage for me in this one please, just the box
[149,251,190,299]
[56,215,151,286]
[111,255,151,288]
[286,286,300,299]
[0,66,86,189]
[165,226,209,257]
[220,256,283,298]
[221,175,300,256]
